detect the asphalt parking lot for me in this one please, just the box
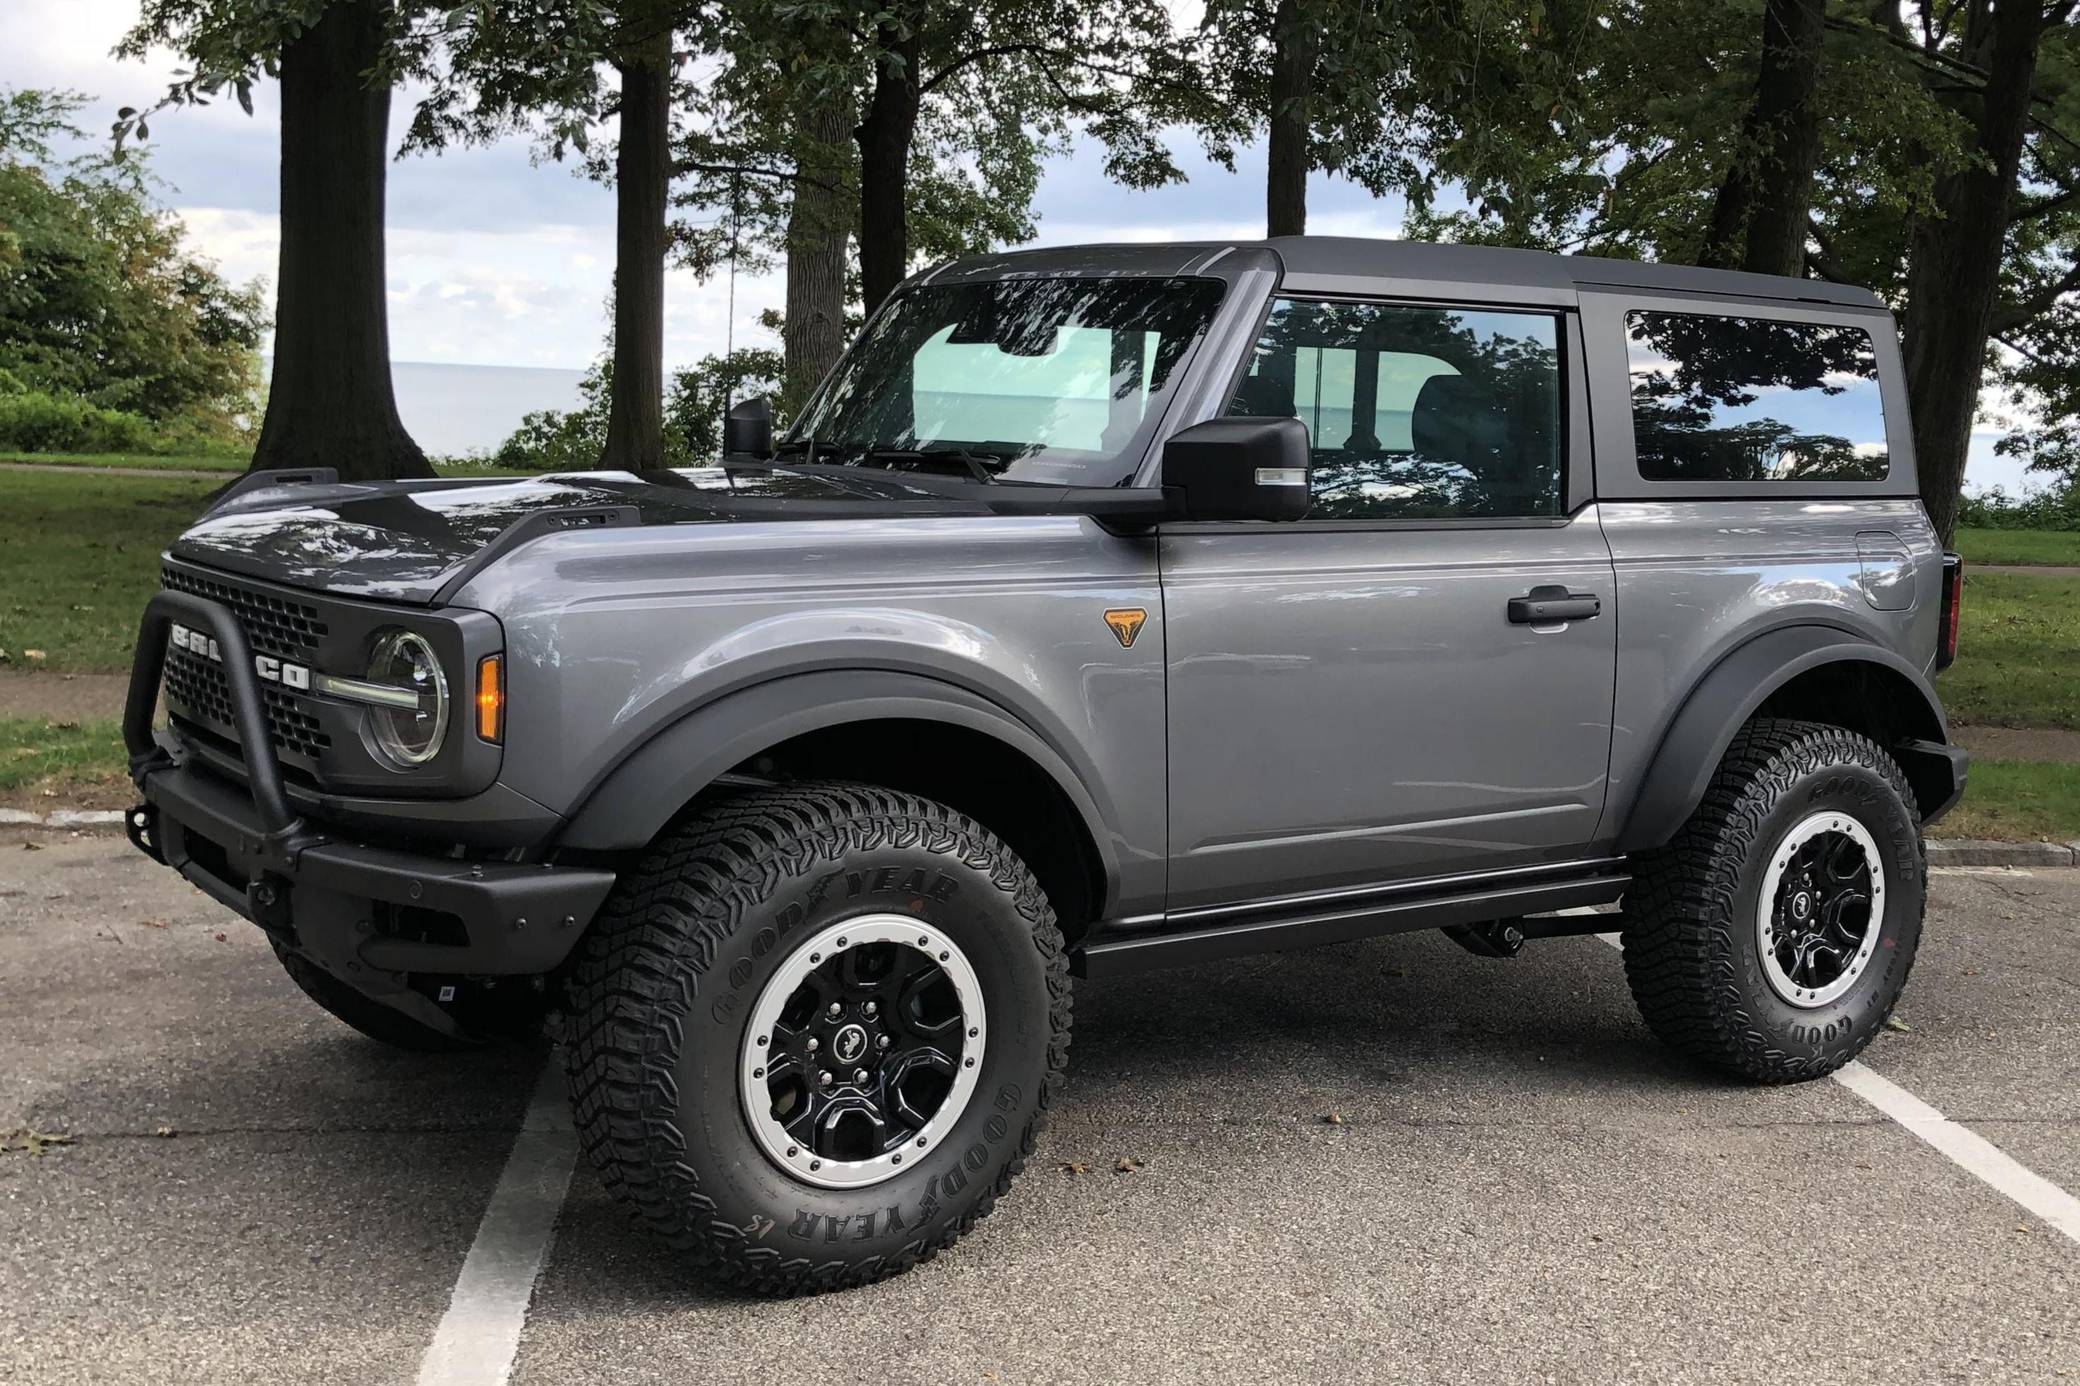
[3,833,2075,1385]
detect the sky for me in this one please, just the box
[0,0,2032,488]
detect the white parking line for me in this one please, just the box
[416,1061,579,1386]
[1586,926,2080,1247]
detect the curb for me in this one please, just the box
[1925,839,2080,869]
[1,809,126,830]
[3,808,2075,870]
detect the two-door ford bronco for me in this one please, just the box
[125,238,1967,1293]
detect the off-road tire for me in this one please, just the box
[270,941,480,1053]
[1620,718,1926,1083]
[564,782,1072,1295]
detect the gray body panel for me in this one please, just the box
[147,235,1959,959]
[1595,498,1944,842]
[454,514,1173,918]
[1159,509,1617,912]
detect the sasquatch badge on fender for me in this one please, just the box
[1103,608,1147,649]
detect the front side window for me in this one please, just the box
[1626,311,1889,482]
[1226,299,1564,520]
[788,276,1226,486]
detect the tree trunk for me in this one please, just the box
[856,21,921,313]
[1699,0,1825,276]
[601,21,672,471]
[253,0,429,481]
[782,95,854,415]
[1265,0,1319,238]
[1903,2,2041,544]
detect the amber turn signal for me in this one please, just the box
[475,654,504,743]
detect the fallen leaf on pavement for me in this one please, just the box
[1320,1112,1346,1125]
[1058,1160,1091,1176]
[137,918,167,929]
[0,1128,74,1156]
[1114,1156,1144,1174]
[213,932,227,943]
[153,1125,177,1138]
[21,841,43,852]
[1885,1017,1912,1033]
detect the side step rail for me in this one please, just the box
[1075,863,1630,979]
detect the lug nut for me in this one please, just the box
[877,1035,891,1050]
[864,1001,878,1017]
[807,1037,819,1052]
[828,1002,843,1018]
[852,1068,867,1083]
[818,1070,832,1087]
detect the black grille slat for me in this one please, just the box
[158,567,334,765]
[163,649,332,760]
[161,566,328,660]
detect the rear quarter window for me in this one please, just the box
[1626,311,1889,483]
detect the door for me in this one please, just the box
[1160,297,1618,910]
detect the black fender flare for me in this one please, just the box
[1615,626,1959,853]
[551,668,1122,897]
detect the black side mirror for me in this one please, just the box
[1159,416,1312,522]
[723,396,774,459]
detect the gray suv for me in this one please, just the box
[123,238,1967,1293]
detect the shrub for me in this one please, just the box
[0,389,155,453]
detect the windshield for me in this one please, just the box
[786,276,1227,486]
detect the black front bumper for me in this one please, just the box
[126,589,615,1010]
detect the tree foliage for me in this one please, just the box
[0,86,264,446]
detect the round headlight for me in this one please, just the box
[366,630,449,768]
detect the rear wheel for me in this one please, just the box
[1620,719,1926,1083]
[564,783,1070,1294]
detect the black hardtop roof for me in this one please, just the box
[926,236,1885,311]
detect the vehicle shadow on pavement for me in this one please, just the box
[530,930,1771,1311]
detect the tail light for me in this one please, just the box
[1936,552,1962,671]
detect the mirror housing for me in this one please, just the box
[1159,416,1312,522]
[723,396,775,459]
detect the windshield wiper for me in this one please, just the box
[802,444,1005,484]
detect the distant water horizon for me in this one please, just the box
[361,358,2039,492]
[388,360,587,457]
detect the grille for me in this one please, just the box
[161,566,328,661]
[162,646,333,761]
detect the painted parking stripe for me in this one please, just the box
[417,1061,579,1386]
[1583,925,2080,1247]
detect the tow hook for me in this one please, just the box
[248,874,294,931]
[125,803,164,864]
[1445,918,1527,959]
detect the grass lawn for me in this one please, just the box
[1935,571,2080,728]
[1,450,245,473]
[0,470,216,674]
[1953,527,2080,567]
[0,717,125,804]
[1942,758,2080,844]
[3,450,531,477]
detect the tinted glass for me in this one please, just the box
[789,277,1226,486]
[1227,299,1563,520]
[1627,311,1889,482]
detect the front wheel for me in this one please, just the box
[1620,719,1926,1083]
[563,783,1070,1294]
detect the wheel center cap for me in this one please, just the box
[1790,891,1813,921]
[831,1023,869,1065]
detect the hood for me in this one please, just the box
[170,466,980,605]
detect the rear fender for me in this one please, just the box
[1616,627,1956,852]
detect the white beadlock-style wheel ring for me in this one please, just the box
[739,914,986,1189]
[1757,811,1886,1010]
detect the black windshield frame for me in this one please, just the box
[786,276,1229,487]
